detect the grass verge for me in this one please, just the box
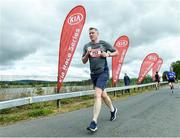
[0,86,156,126]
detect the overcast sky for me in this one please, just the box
[0,0,180,81]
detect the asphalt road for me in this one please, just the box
[0,84,180,137]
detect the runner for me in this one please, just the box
[82,27,118,132]
[166,67,176,93]
[154,71,160,90]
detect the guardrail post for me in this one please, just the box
[57,99,61,108]
[55,86,61,108]
[113,91,116,96]
[28,97,32,104]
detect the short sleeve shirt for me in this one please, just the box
[167,71,176,80]
[82,40,116,74]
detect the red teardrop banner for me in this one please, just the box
[57,6,86,92]
[112,35,129,86]
[137,53,159,84]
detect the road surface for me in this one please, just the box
[0,84,180,137]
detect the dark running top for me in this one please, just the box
[124,76,130,86]
[167,71,176,80]
[82,40,116,74]
[155,74,160,81]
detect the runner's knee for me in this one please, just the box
[94,87,103,98]
[101,92,108,99]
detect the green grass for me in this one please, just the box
[28,109,54,117]
[0,85,159,126]
[0,109,54,124]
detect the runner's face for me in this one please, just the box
[89,29,98,42]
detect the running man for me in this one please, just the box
[166,67,176,93]
[154,71,160,90]
[82,27,118,132]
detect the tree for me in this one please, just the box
[142,75,153,84]
[172,60,180,80]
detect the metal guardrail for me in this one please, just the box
[0,82,168,110]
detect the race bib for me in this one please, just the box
[90,48,101,57]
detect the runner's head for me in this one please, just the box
[89,27,99,43]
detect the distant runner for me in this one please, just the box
[166,67,176,93]
[154,71,160,90]
[82,27,118,132]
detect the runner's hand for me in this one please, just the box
[87,47,92,55]
[101,52,109,57]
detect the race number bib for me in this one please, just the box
[90,48,101,57]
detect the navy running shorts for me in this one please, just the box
[168,79,175,83]
[90,68,109,91]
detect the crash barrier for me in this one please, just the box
[0,82,168,110]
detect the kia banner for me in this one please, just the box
[137,53,159,84]
[152,57,163,80]
[112,35,129,86]
[57,5,86,92]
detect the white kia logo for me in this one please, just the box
[117,40,128,47]
[148,55,157,61]
[68,13,83,25]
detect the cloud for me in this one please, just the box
[0,0,59,65]
[0,0,180,81]
[120,35,180,78]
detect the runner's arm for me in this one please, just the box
[108,49,119,57]
[101,49,119,57]
[82,50,90,64]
